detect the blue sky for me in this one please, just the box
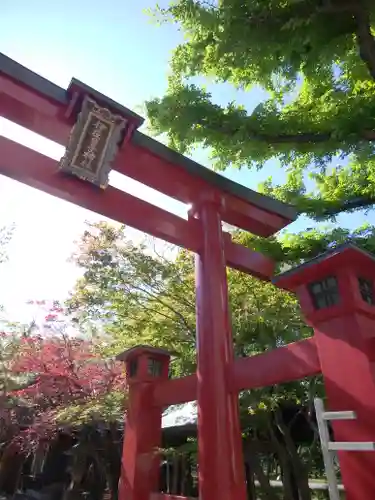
[0,0,372,322]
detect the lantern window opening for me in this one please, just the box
[308,276,340,310]
[358,277,375,306]
[129,358,138,378]
[148,357,163,377]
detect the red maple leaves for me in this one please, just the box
[0,307,127,449]
[12,334,125,404]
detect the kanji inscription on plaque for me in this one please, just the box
[59,96,127,188]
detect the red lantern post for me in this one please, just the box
[275,244,375,500]
[116,346,171,500]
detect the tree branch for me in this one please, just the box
[121,281,195,336]
[205,118,375,146]
[250,131,332,144]
[244,127,375,145]
[322,195,375,216]
[354,3,375,81]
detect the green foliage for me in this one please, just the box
[145,0,375,221]
[67,222,324,439]
[67,222,197,376]
[234,223,375,266]
[56,390,126,427]
[67,222,326,495]
[0,332,27,395]
[0,225,21,400]
[63,8,375,476]
[67,222,310,379]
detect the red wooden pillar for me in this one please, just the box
[117,346,171,500]
[275,244,375,500]
[193,199,247,500]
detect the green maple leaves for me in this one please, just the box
[145,0,375,220]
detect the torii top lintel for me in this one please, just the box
[0,52,296,238]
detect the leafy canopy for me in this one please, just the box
[67,222,314,406]
[67,223,327,494]
[146,0,375,220]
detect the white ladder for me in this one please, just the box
[314,398,375,500]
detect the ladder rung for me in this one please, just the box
[322,411,356,420]
[328,441,375,451]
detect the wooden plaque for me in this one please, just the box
[59,96,127,188]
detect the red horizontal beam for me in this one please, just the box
[224,237,274,280]
[154,375,197,408]
[0,75,70,143]
[0,137,274,279]
[0,137,199,249]
[231,337,320,393]
[0,71,291,236]
[153,338,320,407]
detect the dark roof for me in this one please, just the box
[0,52,68,102]
[0,52,297,222]
[273,243,375,284]
[68,78,145,126]
[116,344,172,362]
[162,423,197,447]
[132,132,297,220]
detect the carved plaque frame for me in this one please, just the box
[59,96,127,189]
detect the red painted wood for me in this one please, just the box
[0,75,71,142]
[0,137,274,279]
[114,141,288,237]
[0,63,323,500]
[120,383,163,500]
[153,375,197,407]
[277,247,375,500]
[119,350,170,500]
[0,137,200,249]
[314,315,375,500]
[153,338,320,407]
[231,337,320,392]
[0,71,290,236]
[224,237,275,280]
[195,201,246,500]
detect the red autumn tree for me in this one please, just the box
[1,300,127,451]
[11,333,126,446]
[0,314,127,497]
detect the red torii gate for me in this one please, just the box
[1,53,375,500]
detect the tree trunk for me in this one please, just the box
[0,443,24,494]
[244,462,256,500]
[171,455,179,495]
[269,431,297,500]
[275,412,311,500]
[282,463,299,500]
[243,439,279,500]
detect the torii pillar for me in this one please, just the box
[274,244,375,500]
[192,197,247,500]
